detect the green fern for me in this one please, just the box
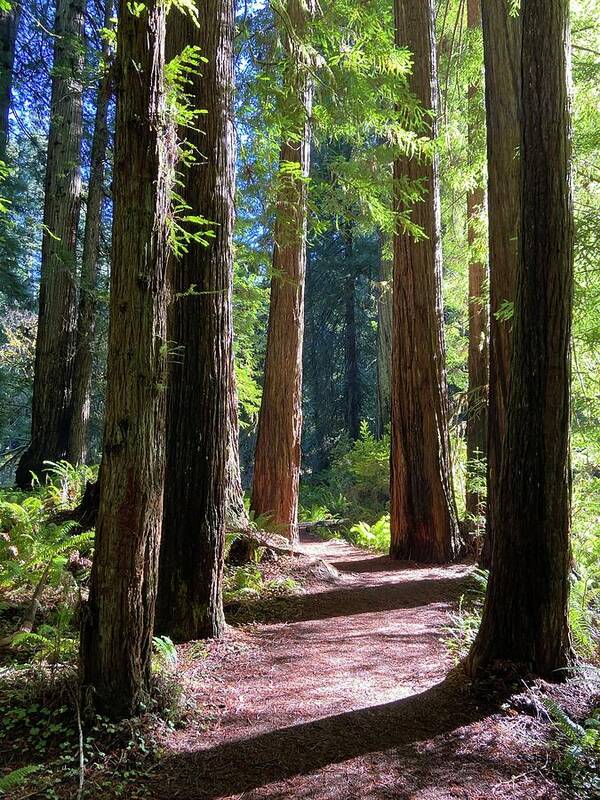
[152,635,178,671]
[543,698,600,797]
[0,764,41,794]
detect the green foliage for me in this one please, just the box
[329,422,390,514]
[0,510,93,594]
[570,471,600,659]
[11,605,78,664]
[224,562,298,607]
[0,764,41,794]
[152,635,178,672]
[544,698,600,799]
[230,564,264,597]
[443,568,488,663]
[347,515,390,552]
[0,665,178,798]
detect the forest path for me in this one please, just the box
[150,533,562,800]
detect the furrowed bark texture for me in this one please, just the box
[16,0,84,487]
[251,0,316,541]
[389,0,460,563]
[376,239,392,439]
[465,0,489,536]
[155,0,235,641]
[479,0,521,568]
[0,1,19,160]
[68,2,113,465]
[80,0,172,718]
[469,0,574,676]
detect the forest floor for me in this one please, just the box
[144,532,588,800]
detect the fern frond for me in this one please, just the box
[0,764,40,793]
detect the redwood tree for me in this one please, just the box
[465,0,489,537]
[479,0,521,568]
[155,0,235,641]
[468,0,574,677]
[389,0,460,563]
[251,0,316,541]
[68,1,113,464]
[16,0,84,487]
[80,0,173,717]
[0,0,19,160]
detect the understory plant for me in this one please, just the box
[543,697,600,799]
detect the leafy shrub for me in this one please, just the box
[300,422,389,524]
[331,421,390,513]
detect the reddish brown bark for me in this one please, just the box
[468,0,574,677]
[16,0,84,487]
[465,0,489,538]
[479,0,521,568]
[251,0,316,541]
[389,0,460,563]
[80,0,173,718]
[0,1,19,160]
[155,0,235,641]
[68,1,113,465]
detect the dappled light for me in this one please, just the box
[0,0,598,796]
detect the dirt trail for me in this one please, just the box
[151,533,564,800]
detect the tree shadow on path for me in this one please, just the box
[227,572,468,626]
[155,669,504,799]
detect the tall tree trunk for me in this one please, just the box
[376,237,392,439]
[155,0,235,642]
[389,0,460,563]
[16,0,84,488]
[465,0,488,539]
[0,1,19,161]
[468,0,574,677]
[68,2,113,465]
[80,0,173,719]
[250,0,315,541]
[479,0,521,568]
[226,362,248,528]
[343,226,360,442]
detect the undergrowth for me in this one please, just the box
[544,696,600,799]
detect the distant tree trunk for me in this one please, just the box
[155,0,235,642]
[465,0,488,539]
[68,2,113,465]
[0,2,19,160]
[468,0,574,677]
[226,362,248,528]
[309,332,330,471]
[376,237,392,439]
[80,0,173,719]
[343,226,360,441]
[251,0,316,541]
[16,0,85,488]
[479,0,521,569]
[389,0,460,563]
